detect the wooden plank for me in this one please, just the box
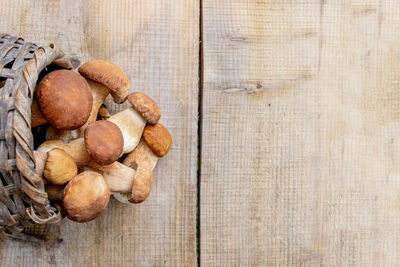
[0,0,199,266]
[201,0,400,265]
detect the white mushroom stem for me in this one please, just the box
[85,162,136,193]
[58,138,90,166]
[108,107,146,154]
[123,139,158,169]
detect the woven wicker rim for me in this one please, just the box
[0,34,78,238]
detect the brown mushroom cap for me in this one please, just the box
[143,123,172,157]
[44,148,78,185]
[127,92,161,124]
[63,171,110,223]
[84,120,124,165]
[37,70,93,130]
[78,60,129,103]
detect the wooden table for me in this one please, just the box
[1,0,400,266]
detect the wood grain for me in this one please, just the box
[201,0,400,265]
[0,0,199,266]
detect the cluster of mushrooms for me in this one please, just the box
[31,60,171,223]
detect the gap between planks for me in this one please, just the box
[196,0,204,265]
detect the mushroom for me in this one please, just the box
[122,123,171,203]
[46,60,130,142]
[112,141,154,203]
[110,123,171,203]
[79,59,129,105]
[108,92,161,154]
[63,171,110,223]
[84,120,124,165]
[39,120,125,166]
[36,69,93,130]
[43,148,78,185]
[141,123,172,158]
[33,148,78,186]
[127,92,161,124]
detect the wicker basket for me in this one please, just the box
[0,34,78,240]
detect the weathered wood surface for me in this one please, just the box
[0,0,199,266]
[201,0,400,266]
[3,0,400,266]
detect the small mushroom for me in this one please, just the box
[37,69,93,130]
[108,92,161,154]
[113,141,154,203]
[121,123,171,203]
[39,121,124,167]
[84,120,124,165]
[43,148,78,185]
[34,148,78,186]
[142,123,172,157]
[63,171,110,223]
[127,92,161,124]
[79,60,129,105]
